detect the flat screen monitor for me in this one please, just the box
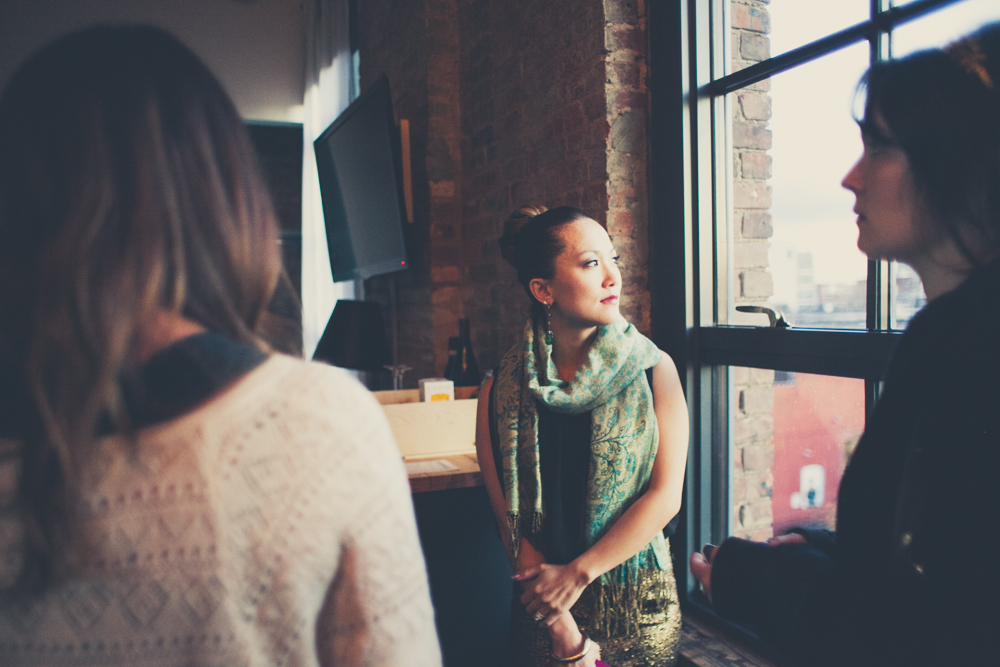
[314,75,408,282]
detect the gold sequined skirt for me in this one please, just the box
[509,544,681,667]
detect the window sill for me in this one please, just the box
[678,616,781,667]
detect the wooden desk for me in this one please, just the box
[374,387,485,494]
[375,387,509,666]
[404,453,483,493]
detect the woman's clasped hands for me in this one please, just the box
[514,561,591,628]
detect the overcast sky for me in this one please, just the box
[763,0,1000,287]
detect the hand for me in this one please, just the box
[767,532,807,547]
[690,534,807,604]
[547,613,601,666]
[514,562,590,628]
[689,546,716,603]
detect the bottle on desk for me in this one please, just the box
[443,318,480,387]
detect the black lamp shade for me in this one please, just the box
[313,300,392,371]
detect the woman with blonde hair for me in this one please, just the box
[476,206,689,666]
[0,24,440,666]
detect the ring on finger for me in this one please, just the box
[532,612,545,622]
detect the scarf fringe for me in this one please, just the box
[507,511,543,563]
[592,563,672,637]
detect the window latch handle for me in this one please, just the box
[736,305,791,329]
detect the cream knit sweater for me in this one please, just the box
[0,355,442,667]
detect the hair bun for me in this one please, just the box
[498,205,547,266]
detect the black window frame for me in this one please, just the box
[649,0,969,645]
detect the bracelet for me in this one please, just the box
[550,635,592,663]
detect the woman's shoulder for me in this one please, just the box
[152,354,399,464]
[649,348,680,383]
[220,354,377,411]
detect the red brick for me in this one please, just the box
[740,33,770,62]
[432,266,461,283]
[738,92,771,121]
[733,121,772,149]
[742,211,773,238]
[605,0,642,26]
[734,240,768,269]
[750,416,774,442]
[608,89,647,115]
[731,3,771,34]
[607,209,635,237]
[741,152,772,179]
[583,92,607,121]
[740,270,774,299]
[606,25,645,54]
[743,385,774,415]
[610,60,643,89]
[733,476,748,501]
[733,181,772,209]
[609,183,638,208]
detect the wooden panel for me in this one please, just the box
[381,398,478,459]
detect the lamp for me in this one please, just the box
[312,300,410,389]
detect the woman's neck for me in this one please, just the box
[134,311,206,364]
[907,229,999,302]
[549,319,598,383]
[910,257,972,302]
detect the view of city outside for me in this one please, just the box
[769,371,864,534]
[729,0,1000,539]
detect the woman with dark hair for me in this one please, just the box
[475,206,689,666]
[690,22,1000,667]
[0,25,440,666]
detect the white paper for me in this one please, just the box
[405,459,460,475]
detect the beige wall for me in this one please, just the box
[0,0,304,122]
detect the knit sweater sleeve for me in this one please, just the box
[307,368,442,667]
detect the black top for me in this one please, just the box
[537,403,591,564]
[0,333,267,439]
[711,258,1000,666]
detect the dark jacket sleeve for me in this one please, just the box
[711,401,1000,666]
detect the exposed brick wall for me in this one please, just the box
[731,0,775,540]
[458,0,652,370]
[426,0,465,379]
[606,0,651,334]
[356,0,651,383]
[458,0,610,368]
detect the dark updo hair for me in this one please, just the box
[498,205,591,302]
[857,21,1000,264]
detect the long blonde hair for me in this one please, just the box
[0,25,282,590]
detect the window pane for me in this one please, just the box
[731,43,870,329]
[764,1,870,61]
[892,0,1000,57]
[891,261,926,329]
[731,368,865,539]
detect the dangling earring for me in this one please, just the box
[544,302,554,345]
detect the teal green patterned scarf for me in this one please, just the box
[492,314,671,633]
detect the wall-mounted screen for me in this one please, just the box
[314,75,408,282]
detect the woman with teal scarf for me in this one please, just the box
[475,206,689,666]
